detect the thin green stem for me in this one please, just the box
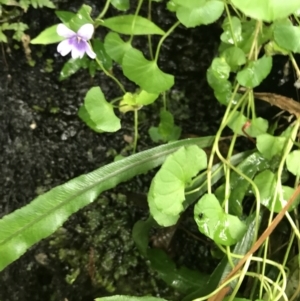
[224,2,237,46]
[133,109,139,154]
[97,0,111,20]
[154,20,180,63]
[95,57,126,94]
[129,0,144,43]
[289,53,300,78]
[147,0,154,60]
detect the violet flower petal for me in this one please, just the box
[85,43,96,59]
[71,45,85,59]
[57,39,73,56]
[57,24,76,38]
[77,24,94,40]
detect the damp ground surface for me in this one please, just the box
[0,1,231,301]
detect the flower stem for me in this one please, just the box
[133,109,139,153]
[97,0,111,20]
[154,20,180,63]
[95,57,126,94]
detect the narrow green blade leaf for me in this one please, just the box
[0,136,214,271]
[101,15,165,35]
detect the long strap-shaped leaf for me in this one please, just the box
[0,136,214,271]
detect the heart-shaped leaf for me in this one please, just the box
[194,194,247,246]
[104,32,132,64]
[79,87,121,133]
[123,48,174,94]
[148,145,207,226]
[231,0,300,22]
[173,0,224,28]
[237,55,272,88]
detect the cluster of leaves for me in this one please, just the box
[3,1,300,301]
[0,0,54,43]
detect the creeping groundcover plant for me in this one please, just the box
[4,0,300,300]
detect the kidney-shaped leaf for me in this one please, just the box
[173,0,224,28]
[104,32,132,64]
[231,0,300,22]
[194,194,247,246]
[237,55,272,88]
[254,170,300,212]
[274,20,300,53]
[0,136,215,272]
[80,86,121,133]
[287,150,300,177]
[101,15,165,35]
[123,48,174,94]
[148,145,207,226]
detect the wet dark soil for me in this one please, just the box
[0,2,226,301]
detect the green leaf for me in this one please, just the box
[254,171,300,212]
[123,48,174,94]
[95,296,168,301]
[78,105,104,133]
[104,32,132,64]
[238,20,272,54]
[135,90,159,105]
[111,0,130,11]
[68,5,93,32]
[273,20,300,53]
[221,46,246,71]
[211,57,231,79]
[79,87,121,133]
[220,17,242,44]
[101,15,165,35]
[227,112,268,137]
[0,136,215,271]
[194,194,247,246]
[256,133,286,160]
[55,10,75,23]
[237,55,272,88]
[29,0,55,9]
[132,218,209,294]
[59,58,85,81]
[286,150,300,176]
[207,67,232,105]
[184,212,261,301]
[224,152,271,216]
[93,39,112,70]
[231,0,300,22]
[149,109,181,143]
[148,145,207,226]
[172,0,224,28]
[30,24,63,45]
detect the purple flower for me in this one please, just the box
[56,23,96,59]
